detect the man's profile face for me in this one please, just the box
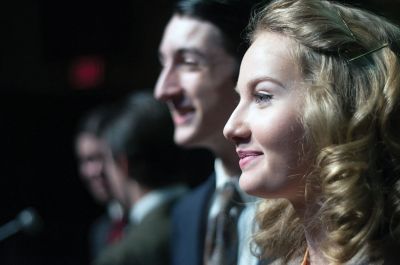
[76,133,110,203]
[154,15,239,150]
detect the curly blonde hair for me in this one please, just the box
[251,0,400,264]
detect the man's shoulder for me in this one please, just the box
[90,213,112,234]
[174,174,215,211]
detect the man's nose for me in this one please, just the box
[154,65,182,102]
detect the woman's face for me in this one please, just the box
[224,32,310,207]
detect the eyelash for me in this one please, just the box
[253,92,273,103]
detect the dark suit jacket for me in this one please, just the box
[94,198,178,265]
[89,213,113,259]
[171,174,216,265]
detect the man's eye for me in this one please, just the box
[182,58,199,66]
[254,93,273,103]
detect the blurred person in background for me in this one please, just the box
[93,91,187,265]
[75,106,125,259]
[154,0,266,265]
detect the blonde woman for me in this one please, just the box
[224,0,400,264]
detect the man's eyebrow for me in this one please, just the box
[176,48,207,58]
[157,48,208,65]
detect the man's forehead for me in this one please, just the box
[160,15,223,53]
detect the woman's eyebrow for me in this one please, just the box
[248,76,286,90]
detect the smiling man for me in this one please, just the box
[155,15,238,152]
[154,1,263,265]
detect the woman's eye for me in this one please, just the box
[254,93,273,103]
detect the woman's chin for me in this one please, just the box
[238,174,262,197]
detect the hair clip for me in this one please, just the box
[336,8,392,63]
[337,8,356,41]
[348,43,389,62]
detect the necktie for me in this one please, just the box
[204,182,244,265]
[106,218,127,245]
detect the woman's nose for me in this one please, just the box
[223,105,250,144]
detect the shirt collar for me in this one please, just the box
[214,159,256,203]
[107,200,124,221]
[129,185,187,224]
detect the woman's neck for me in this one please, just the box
[303,209,327,265]
[300,194,327,265]
[305,238,327,265]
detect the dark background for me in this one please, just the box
[0,1,179,264]
[0,0,399,264]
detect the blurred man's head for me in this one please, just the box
[75,107,111,204]
[101,91,183,207]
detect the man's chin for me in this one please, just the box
[173,126,197,147]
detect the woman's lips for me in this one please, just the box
[237,150,263,170]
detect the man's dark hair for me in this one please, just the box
[76,105,111,138]
[101,91,182,189]
[174,0,263,62]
